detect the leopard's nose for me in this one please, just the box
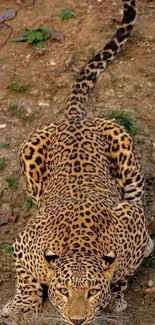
[70,318,86,325]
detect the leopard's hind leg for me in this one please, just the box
[95,118,144,203]
[20,123,57,202]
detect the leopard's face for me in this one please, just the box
[45,250,116,325]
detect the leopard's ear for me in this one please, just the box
[102,250,117,281]
[44,248,59,263]
[44,249,59,283]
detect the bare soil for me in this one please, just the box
[0,0,155,324]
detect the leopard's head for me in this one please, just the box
[45,249,117,325]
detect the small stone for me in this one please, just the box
[29,89,39,97]
[38,100,50,107]
[49,61,56,66]
[45,93,52,99]
[148,280,154,287]
[0,124,6,129]
[87,5,93,13]
[25,107,32,115]
[0,208,12,225]
[26,54,31,61]
[117,83,123,88]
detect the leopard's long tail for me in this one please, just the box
[65,0,136,120]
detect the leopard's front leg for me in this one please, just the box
[108,277,128,313]
[3,264,43,321]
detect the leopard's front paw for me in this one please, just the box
[2,299,38,322]
[107,292,127,313]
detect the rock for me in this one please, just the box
[148,280,154,288]
[29,89,39,97]
[0,208,12,225]
[0,124,6,129]
[38,100,50,107]
[49,61,56,66]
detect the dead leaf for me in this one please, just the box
[144,285,155,296]
[0,9,16,23]
[9,215,18,223]
[0,208,12,225]
[51,30,64,44]
[16,0,24,4]
[65,54,74,69]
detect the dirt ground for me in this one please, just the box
[0,0,155,324]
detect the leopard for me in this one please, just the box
[2,0,153,324]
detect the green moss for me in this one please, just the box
[5,176,18,189]
[60,8,76,20]
[0,243,13,254]
[107,110,139,135]
[72,71,80,81]
[23,196,34,210]
[8,103,18,115]
[0,158,7,170]
[9,80,31,93]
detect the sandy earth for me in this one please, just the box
[0,0,155,324]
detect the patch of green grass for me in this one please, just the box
[111,74,119,83]
[107,110,138,135]
[8,103,18,115]
[0,158,7,170]
[72,71,80,81]
[9,80,31,93]
[0,243,13,254]
[1,143,10,149]
[5,176,18,189]
[13,27,51,49]
[6,246,14,254]
[60,8,76,20]
[23,196,34,210]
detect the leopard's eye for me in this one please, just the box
[88,289,100,298]
[57,288,69,296]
